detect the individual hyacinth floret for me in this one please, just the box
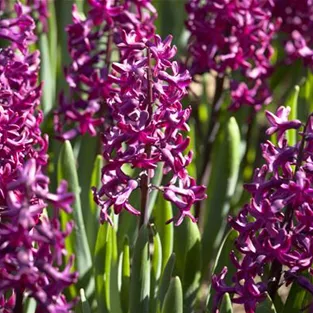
[54,0,157,140]
[211,105,313,312]
[0,3,77,313]
[92,30,206,225]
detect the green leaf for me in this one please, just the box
[173,219,201,312]
[150,226,163,313]
[147,163,164,220]
[286,85,300,146]
[256,293,277,313]
[110,225,122,313]
[86,154,103,253]
[129,226,151,313]
[282,282,307,313]
[80,289,91,313]
[117,189,140,251]
[75,0,85,12]
[201,117,241,277]
[153,196,173,271]
[39,33,55,114]
[153,0,186,53]
[303,71,313,114]
[78,135,98,248]
[161,277,183,313]
[120,237,130,313]
[48,0,57,64]
[206,230,238,309]
[158,253,176,311]
[57,141,92,277]
[25,298,36,313]
[94,224,111,313]
[55,0,74,92]
[220,293,233,313]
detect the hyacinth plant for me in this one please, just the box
[2,1,313,313]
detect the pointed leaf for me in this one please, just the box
[120,237,130,313]
[173,219,201,311]
[201,117,241,277]
[286,85,300,146]
[220,293,233,313]
[162,277,183,313]
[110,225,122,313]
[130,226,150,313]
[150,226,163,313]
[58,141,92,277]
[80,289,91,313]
[256,293,277,313]
[158,253,176,310]
[94,223,111,313]
[39,33,55,114]
[207,230,238,309]
[25,298,36,313]
[78,135,98,250]
[87,154,103,253]
[282,282,307,313]
[154,196,173,271]
[147,163,164,220]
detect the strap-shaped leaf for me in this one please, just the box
[201,117,241,277]
[78,136,98,250]
[80,289,91,313]
[286,85,300,146]
[173,219,201,311]
[158,253,176,310]
[150,226,163,313]
[162,277,183,313]
[207,230,238,309]
[120,236,130,313]
[39,33,55,114]
[130,226,150,313]
[87,154,103,253]
[153,196,173,271]
[94,223,111,313]
[25,298,36,313]
[147,163,164,220]
[220,293,233,313]
[110,225,122,313]
[256,293,277,313]
[58,140,92,277]
[282,281,307,313]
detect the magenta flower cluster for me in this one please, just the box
[22,0,49,33]
[211,106,313,312]
[92,30,206,225]
[0,0,49,33]
[0,4,77,313]
[54,0,157,140]
[273,1,313,65]
[185,0,278,110]
[185,0,313,110]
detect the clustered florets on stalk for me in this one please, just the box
[92,30,206,225]
[211,106,313,313]
[185,0,278,110]
[0,4,77,313]
[185,0,313,110]
[54,0,157,140]
[22,0,49,32]
[272,1,313,65]
[0,0,49,34]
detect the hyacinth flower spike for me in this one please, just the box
[212,107,313,312]
[92,30,206,226]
